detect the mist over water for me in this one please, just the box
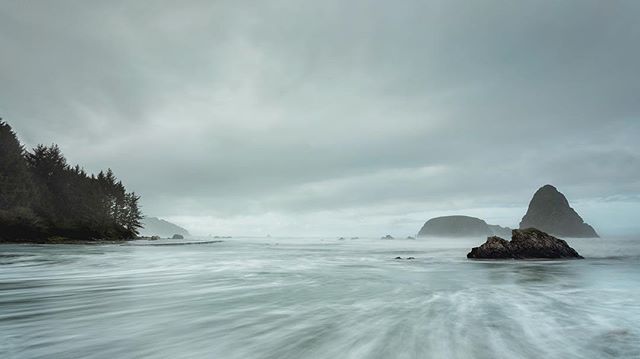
[1,237,639,359]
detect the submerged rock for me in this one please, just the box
[381,235,394,240]
[520,185,599,238]
[467,228,583,259]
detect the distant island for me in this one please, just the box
[417,215,511,238]
[140,217,190,238]
[0,120,142,243]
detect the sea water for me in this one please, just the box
[1,236,639,359]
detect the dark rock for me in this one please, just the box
[520,185,598,238]
[467,228,584,259]
[381,235,394,240]
[407,257,415,260]
[171,234,184,239]
[467,236,513,259]
[395,256,402,259]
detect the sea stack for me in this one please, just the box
[467,228,583,259]
[520,185,598,238]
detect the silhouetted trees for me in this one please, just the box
[0,120,142,242]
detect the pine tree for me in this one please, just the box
[124,192,143,236]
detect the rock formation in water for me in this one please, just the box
[171,234,184,239]
[140,217,190,238]
[418,215,511,238]
[467,228,583,259]
[520,185,598,238]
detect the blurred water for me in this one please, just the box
[1,236,639,359]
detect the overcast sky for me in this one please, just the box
[2,1,639,236]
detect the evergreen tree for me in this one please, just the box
[124,192,143,236]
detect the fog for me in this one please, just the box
[2,1,639,236]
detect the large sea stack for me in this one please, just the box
[467,228,583,259]
[520,185,598,238]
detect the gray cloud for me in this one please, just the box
[1,0,639,236]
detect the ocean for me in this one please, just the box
[1,236,639,358]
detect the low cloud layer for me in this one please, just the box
[2,1,639,236]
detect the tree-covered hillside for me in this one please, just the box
[0,120,142,242]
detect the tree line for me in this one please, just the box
[0,120,142,241]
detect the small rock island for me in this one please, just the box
[467,228,583,259]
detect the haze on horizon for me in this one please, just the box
[1,1,639,237]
